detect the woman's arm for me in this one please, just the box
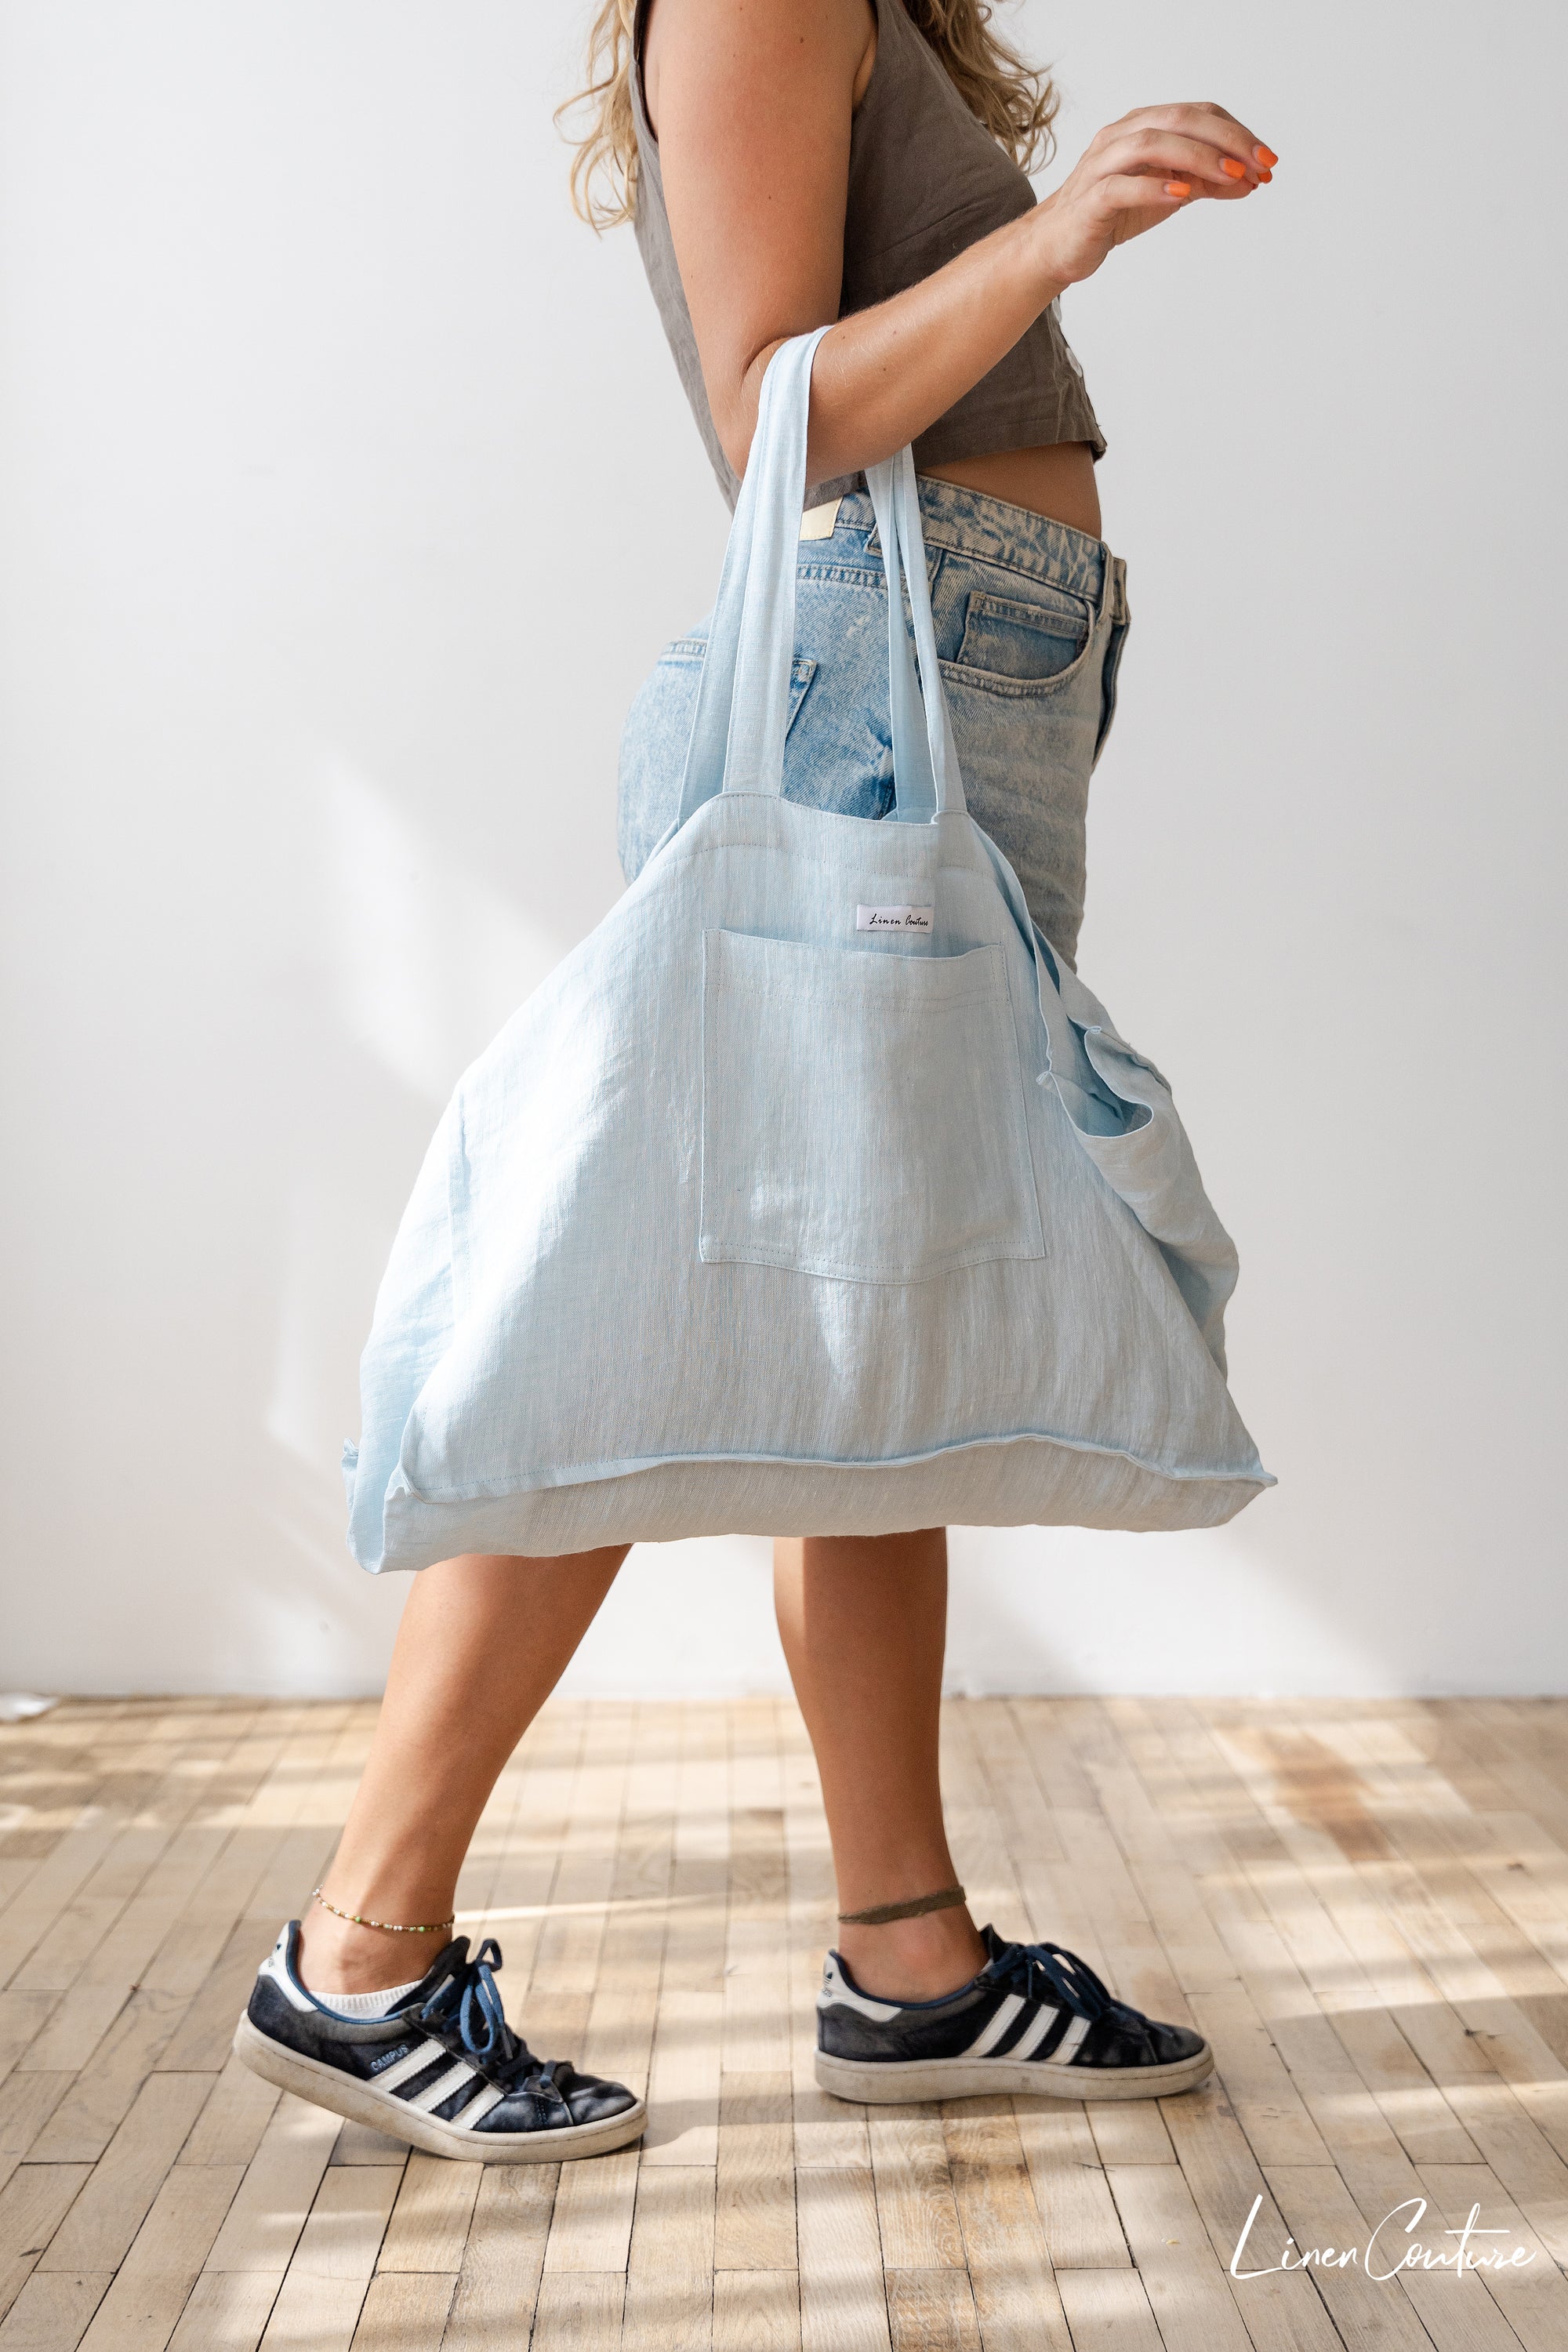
[644,0,1272,484]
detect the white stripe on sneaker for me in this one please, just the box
[1053,2014,1091,2065]
[1008,2003,1059,2062]
[963,1992,1025,2057]
[372,2037,448,2093]
[406,2060,479,2113]
[455,2081,506,2129]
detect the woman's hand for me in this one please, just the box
[1031,104,1276,289]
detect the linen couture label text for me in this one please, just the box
[856,905,935,934]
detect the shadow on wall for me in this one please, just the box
[233,750,583,1697]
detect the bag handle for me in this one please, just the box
[864,446,966,822]
[677,330,966,826]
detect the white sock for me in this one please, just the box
[314,1979,421,2019]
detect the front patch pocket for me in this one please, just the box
[700,928,1044,1284]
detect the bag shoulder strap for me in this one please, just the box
[677,331,966,825]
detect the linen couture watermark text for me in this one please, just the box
[1230,2194,1537,2281]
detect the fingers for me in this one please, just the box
[1091,172,1199,220]
[1092,127,1269,199]
[1095,103,1276,181]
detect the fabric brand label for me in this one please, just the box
[857,905,935,934]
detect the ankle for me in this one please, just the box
[836,1906,987,2004]
[295,1905,448,1998]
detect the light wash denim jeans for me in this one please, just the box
[619,478,1131,968]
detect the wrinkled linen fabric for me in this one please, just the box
[344,332,1272,1571]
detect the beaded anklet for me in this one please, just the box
[311,1888,456,1936]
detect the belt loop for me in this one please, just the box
[1094,548,1125,630]
[1090,541,1112,628]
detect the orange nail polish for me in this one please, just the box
[1258,168,1273,183]
[1255,144,1278,167]
[1221,157,1247,180]
[1164,181,1191,197]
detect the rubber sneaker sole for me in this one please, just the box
[815,2038,1213,2104]
[234,2013,647,2161]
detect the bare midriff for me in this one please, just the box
[920,441,1103,539]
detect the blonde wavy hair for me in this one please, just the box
[559,0,1059,230]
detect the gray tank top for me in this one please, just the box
[630,0,1104,510]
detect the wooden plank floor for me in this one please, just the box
[3,1696,1568,2350]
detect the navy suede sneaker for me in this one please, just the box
[816,1925,1211,2103]
[234,1925,645,2161]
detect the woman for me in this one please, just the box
[234,0,1272,2161]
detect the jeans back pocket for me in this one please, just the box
[700,929,1044,1285]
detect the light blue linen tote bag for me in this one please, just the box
[344,331,1272,1572]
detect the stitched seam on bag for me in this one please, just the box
[698,1236,1046,1284]
[1000,959,1049,1257]
[446,1098,470,1327]
[667,837,981,887]
[713,978,1003,1011]
[702,931,1035,1286]
[704,916,997,945]
[391,1426,1274,1504]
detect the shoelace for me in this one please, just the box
[416,1939,555,2094]
[990,1938,1149,2035]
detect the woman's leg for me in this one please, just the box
[296,1547,626,1995]
[773,1529,986,2002]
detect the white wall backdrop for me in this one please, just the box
[2,2,1563,1698]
